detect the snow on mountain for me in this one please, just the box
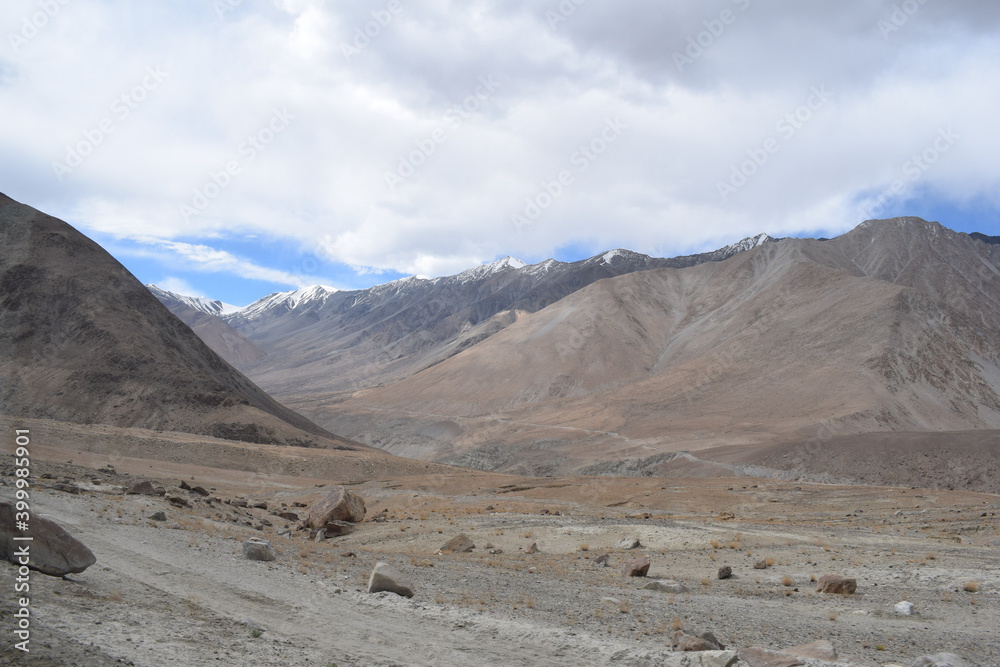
[715,233,774,257]
[146,284,241,316]
[451,256,527,283]
[233,285,339,322]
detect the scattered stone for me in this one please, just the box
[782,640,836,662]
[231,499,248,508]
[616,536,642,550]
[895,601,916,615]
[623,554,650,577]
[738,647,804,667]
[148,511,167,522]
[673,629,724,651]
[753,559,768,569]
[371,509,388,523]
[441,534,475,553]
[179,480,192,490]
[190,486,210,497]
[907,654,970,667]
[276,512,299,522]
[0,501,97,576]
[292,502,307,508]
[242,538,277,562]
[126,480,161,496]
[251,501,268,509]
[644,579,689,594]
[718,565,733,579]
[51,483,82,494]
[525,542,540,554]
[307,486,366,528]
[320,521,356,538]
[662,652,738,667]
[816,574,857,594]
[167,496,190,508]
[367,562,414,598]
[594,553,610,567]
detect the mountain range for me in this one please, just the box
[149,219,1000,477]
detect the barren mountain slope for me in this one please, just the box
[182,237,777,398]
[314,219,1000,473]
[0,193,351,448]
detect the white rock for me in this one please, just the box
[895,600,916,615]
[643,579,689,594]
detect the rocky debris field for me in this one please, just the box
[1,457,998,666]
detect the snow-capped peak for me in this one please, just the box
[715,233,774,257]
[146,284,240,316]
[453,256,527,283]
[235,285,339,321]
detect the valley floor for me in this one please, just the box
[1,422,998,666]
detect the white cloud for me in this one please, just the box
[2,0,999,285]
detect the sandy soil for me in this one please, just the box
[1,425,998,666]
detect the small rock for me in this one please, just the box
[673,629,724,651]
[167,496,190,508]
[718,565,733,579]
[816,574,857,594]
[179,480,192,490]
[737,647,804,667]
[441,534,475,553]
[148,511,167,522]
[782,640,836,661]
[525,542,540,554]
[242,538,277,561]
[753,559,768,569]
[276,512,299,522]
[323,520,355,537]
[126,480,160,496]
[251,501,268,509]
[190,486,210,497]
[51,483,82,494]
[644,579,689,594]
[907,654,970,667]
[231,499,248,508]
[367,562,414,598]
[594,553,611,567]
[623,554,650,577]
[895,601,916,615]
[616,536,642,550]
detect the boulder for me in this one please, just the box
[148,511,167,521]
[242,538,277,561]
[895,600,916,615]
[623,554,650,577]
[718,565,733,579]
[367,562,414,598]
[0,501,97,576]
[673,629,724,651]
[616,536,642,550]
[782,640,836,661]
[816,574,857,594]
[320,521,356,538]
[907,654,970,667]
[190,486,210,497]
[126,480,160,496]
[644,579,689,594]
[737,647,804,667]
[307,486,366,528]
[662,652,738,667]
[440,534,475,553]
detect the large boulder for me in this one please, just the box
[644,579,689,594]
[367,562,414,598]
[0,501,96,576]
[440,534,475,553]
[242,538,277,561]
[623,554,650,577]
[815,574,857,594]
[126,480,163,496]
[307,486,366,528]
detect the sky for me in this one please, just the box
[2,0,999,307]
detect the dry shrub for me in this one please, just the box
[963,581,979,593]
[781,575,793,586]
[579,544,589,552]
[765,557,775,567]
[709,539,721,549]
[828,611,838,621]
[672,616,683,631]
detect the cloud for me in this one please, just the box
[2,0,998,289]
